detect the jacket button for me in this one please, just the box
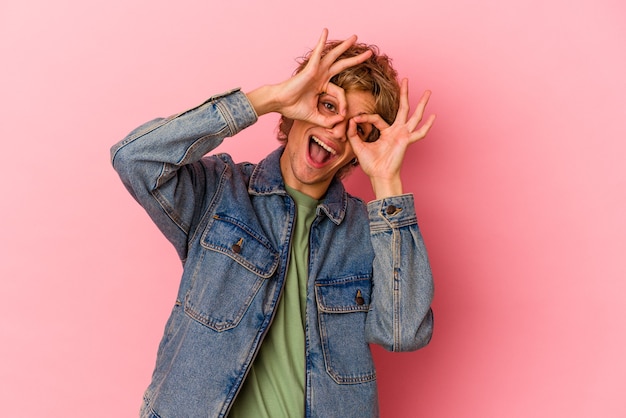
[232,238,244,254]
[386,205,398,215]
[355,290,365,305]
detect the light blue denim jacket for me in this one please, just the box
[111,88,434,418]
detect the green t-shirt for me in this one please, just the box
[228,186,318,418]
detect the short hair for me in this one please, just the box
[277,41,401,149]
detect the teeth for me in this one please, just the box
[312,136,336,155]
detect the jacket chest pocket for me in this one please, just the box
[315,276,376,384]
[184,215,279,332]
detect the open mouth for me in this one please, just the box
[308,135,336,165]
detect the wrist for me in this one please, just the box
[246,85,281,117]
[370,176,403,199]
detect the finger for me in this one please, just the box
[315,115,345,129]
[407,89,432,132]
[394,78,411,125]
[328,49,373,77]
[351,113,389,132]
[408,113,436,143]
[347,119,367,156]
[308,28,329,66]
[325,82,347,116]
[309,109,345,129]
[308,84,347,128]
[321,34,358,65]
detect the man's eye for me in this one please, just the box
[320,101,336,114]
[366,128,380,143]
[357,123,373,140]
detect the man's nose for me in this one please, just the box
[325,119,348,142]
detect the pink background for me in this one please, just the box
[2,0,625,416]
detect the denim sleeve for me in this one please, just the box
[364,194,434,352]
[110,89,258,260]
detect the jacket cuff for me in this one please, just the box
[367,193,418,230]
[200,88,258,136]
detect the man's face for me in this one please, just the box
[280,89,376,199]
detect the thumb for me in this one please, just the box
[347,119,367,157]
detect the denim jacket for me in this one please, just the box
[111,89,434,418]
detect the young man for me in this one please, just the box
[111,29,435,418]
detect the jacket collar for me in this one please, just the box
[248,147,348,225]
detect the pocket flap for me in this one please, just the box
[201,215,279,278]
[315,277,371,313]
